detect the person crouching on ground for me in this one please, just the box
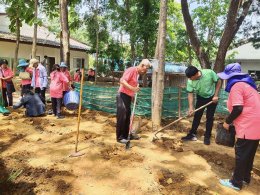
[116,59,151,144]
[13,89,45,117]
[181,65,222,145]
[50,64,69,119]
[17,59,33,97]
[217,63,260,191]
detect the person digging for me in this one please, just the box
[116,59,152,144]
[181,66,222,145]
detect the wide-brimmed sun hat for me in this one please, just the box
[17,59,29,67]
[217,63,247,80]
[60,62,67,68]
[29,58,39,66]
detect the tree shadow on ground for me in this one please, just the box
[0,158,36,195]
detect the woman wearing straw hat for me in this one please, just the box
[218,63,260,191]
[17,59,33,97]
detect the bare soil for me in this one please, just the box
[0,92,260,194]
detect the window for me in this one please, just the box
[73,58,85,69]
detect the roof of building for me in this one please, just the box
[0,14,90,51]
[228,42,260,60]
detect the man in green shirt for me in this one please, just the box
[182,66,222,145]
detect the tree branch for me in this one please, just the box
[181,0,211,68]
[214,0,253,72]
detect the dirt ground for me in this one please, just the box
[0,91,260,195]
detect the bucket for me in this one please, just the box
[63,91,80,110]
[215,122,236,147]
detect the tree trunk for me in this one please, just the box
[13,18,21,73]
[152,0,163,129]
[152,0,167,127]
[94,0,99,85]
[214,0,252,72]
[130,41,135,65]
[60,31,64,62]
[31,0,38,59]
[60,0,70,68]
[181,0,211,69]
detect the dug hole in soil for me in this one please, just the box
[0,97,260,194]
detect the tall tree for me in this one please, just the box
[31,0,38,59]
[59,0,70,67]
[152,0,167,127]
[181,0,254,72]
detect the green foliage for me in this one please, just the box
[4,0,35,32]
[166,1,195,62]
[191,0,230,60]
[107,0,159,58]
[237,0,260,49]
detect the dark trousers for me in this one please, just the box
[2,88,13,107]
[231,138,259,189]
[51,98,62,116]
[189,95,218,138]
[116,93,131,140]
[35,87,46,104]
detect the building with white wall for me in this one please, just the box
[228,42,260,78]
[0,13,90,74]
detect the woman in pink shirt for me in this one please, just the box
[60,62,72,96]
[218,63,260,191]
[50,64,69,119]
[0,59,15,107]
[116,59,151,144]
[73,68,81,83]
[17,59,33,97]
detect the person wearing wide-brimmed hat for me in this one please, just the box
[18,59,33,97]
[217,63,260,191]
[60,62,72,97]
[0,59,15,107]
[30,58,48,104]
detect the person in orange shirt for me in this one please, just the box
[0,59,15,107]
[73,68,81,83]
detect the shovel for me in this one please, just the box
[125,91,138,150]
[152,101,213,141]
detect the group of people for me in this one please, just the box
[1,56,260,192]
[116,59,260,191]
[0,58,82,118]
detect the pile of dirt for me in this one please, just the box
[157,169,209,195]
[153,137,184,152]
[99,144,144,166]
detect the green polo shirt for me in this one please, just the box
[186,69,219,98]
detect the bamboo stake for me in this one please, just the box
[69,68,85,157]
[75,68,84,153]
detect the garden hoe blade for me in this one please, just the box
[125,141,131,150]
[69,151,85,158]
